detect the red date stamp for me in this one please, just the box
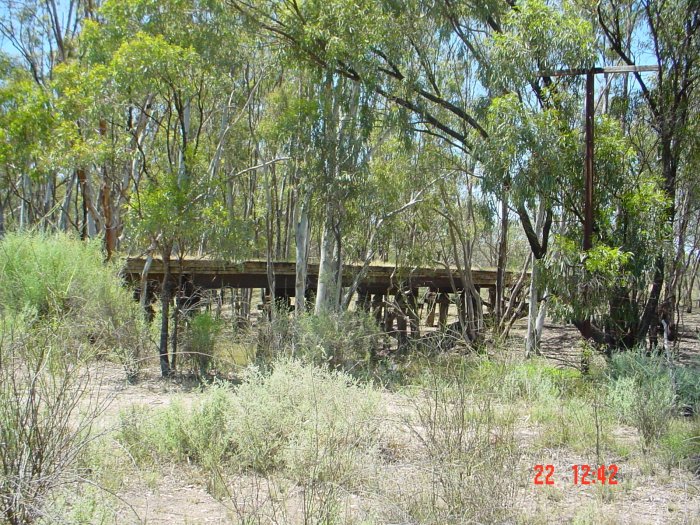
[533,464,619,485]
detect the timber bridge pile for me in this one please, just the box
[124,257,523,338]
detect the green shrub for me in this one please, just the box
[501,360,562,402]
[230,360,383,484]
[118,382,235,468]
[255,309,384,375]
[675,365,700,415]
[0,322,108,525]
[606,350,675,447]
[401,369,521,524]
[537,397,614,455]
[0,232,148,380]
[117,360,383,523]
[183,312,222,377]
[118,359,383,492]
[606,376,637,422]
[41,484,117,525]
[293,311,384,370]
[608,349,667,381]
[465,358,588,404]
[658,418,700,473]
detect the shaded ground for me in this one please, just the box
[507,311,700,368]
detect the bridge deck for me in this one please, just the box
[124,257,517,295]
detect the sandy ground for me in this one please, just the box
[81,313,700,525]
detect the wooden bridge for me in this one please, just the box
[123,257,512,295]
[123,257,522,338]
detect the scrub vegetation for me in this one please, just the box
[2,0,700,522]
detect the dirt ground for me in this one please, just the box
[86,314,700,525]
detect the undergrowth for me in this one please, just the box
[0,232,148,381]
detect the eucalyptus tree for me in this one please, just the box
[0,0,102,242]
[0,62,55,232]
[231,0,500,332]
[594,0,700,341]
[0,0,89,85]
[230,0,698,352]
[230,0,612,348]
[480,0,596,353]
[257,70,327,313]
[81,0,257,374]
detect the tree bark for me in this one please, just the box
[59,173,76,232]
[495,189,509,324]
[684,251,700,313]
[525,259,540,357]
[315,205,336,314]
[159,245,173,377]
[170,273,182,372]
[295,190,311,315]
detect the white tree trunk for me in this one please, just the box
[535,292,547,341]
[295,191,311,315]
[19,172,31,229]
[526,206,547,357]
[177,99,191,188]
[315,207,336,315]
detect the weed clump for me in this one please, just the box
[397,368,522,524]
[0,232,148,380]
[255,310,384,374]
[182,311,222,377]
[117,359,384,523]
[606,350,676,447]
[0,323,109,524]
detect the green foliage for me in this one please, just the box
[118,359,383,490]
[675,365,700,414]
[500,360,565,403]
[583,245,633,275]
[119,382,235,469]
[541,113,670,338]
[0,232,148,379]
[466,357,586,403]
[293,311,384,370]
[606,350,676,447]
[240,0,391,70]
[0,322,108,525]
[402,369,521,524]
[536,397,614,454]
[184,312,223,376]
[0,73,56,183]
[485,0,596,91]
[483,91,581,205]
[230,360,382,482]
[256,309,384,374]
[658,418,700,473]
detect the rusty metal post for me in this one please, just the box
[584,70,595,252]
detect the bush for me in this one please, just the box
[255,310,384,375]
[658,418,700,473]
[230,360,383,484]
[0,321,108,525]
[606,350,675,447]
[117,360,383,523]
[675,365,700,415]
[118,382,235,468]
[0,232,148,380]
[118,359,383,485]
[536,397,614,455]
[182,312,222,377]
[400,369,521,524]
[608,349,667,381]
[500,360,563,403]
